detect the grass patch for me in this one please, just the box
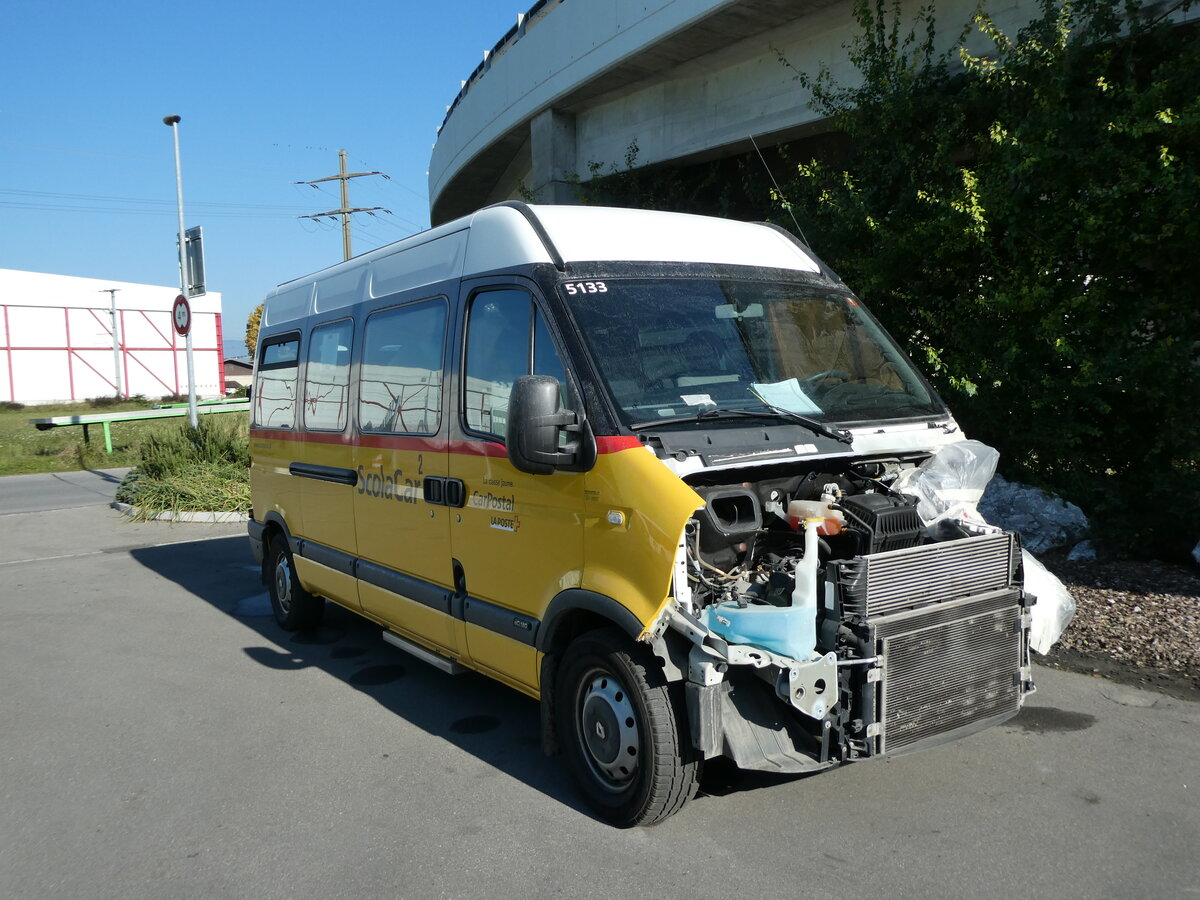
[2,398,252,516]
[116,417,250,517]
[0,398,204,476]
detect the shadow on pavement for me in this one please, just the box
[130,533,809,818]
[83,468,128,485]
[129,534,592,819]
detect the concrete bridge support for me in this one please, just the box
[530,109,578,205]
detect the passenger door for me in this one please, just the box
[449,285,586,690]
[251,332,305,538]
[352,297,458,655]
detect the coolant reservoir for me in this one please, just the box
[703,519,821,662]
[787,499,843,535]
[789,518,821,658]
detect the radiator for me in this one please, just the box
[830,533,1028,755]
[874,590,1024,754]
[838,532,1019,618]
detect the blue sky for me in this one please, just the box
[1,0,524,350]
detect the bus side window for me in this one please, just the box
[253,334,300,429]
[304,319,353,431]
[359,299,447,435]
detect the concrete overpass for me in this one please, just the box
[428,0,1036,225]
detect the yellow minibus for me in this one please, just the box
[249,203,1037,826]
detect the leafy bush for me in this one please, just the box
[775,0,1199,557]
[137,416,249,480]
[121,416,250,515]
[585,0,1199,558]
[245,303,264,357]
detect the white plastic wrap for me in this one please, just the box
[895,439,1000,528]
[1022,549,1077,654]
[896,440,1074,652]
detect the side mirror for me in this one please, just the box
[507,375,585,475]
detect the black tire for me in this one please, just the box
[556,628,701,827]
[267,535,324,631]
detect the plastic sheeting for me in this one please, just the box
[1022,549,1078,654]
[896,439,1076,653]
[894,439,999,529]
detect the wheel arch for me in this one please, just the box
[537,588,644,655]
[259,511,298,586]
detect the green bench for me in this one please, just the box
[29,400,251,454]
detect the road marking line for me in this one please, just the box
[0,506,102,517]
[0,550,105,567]
[0,532,242,567]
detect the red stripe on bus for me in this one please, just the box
[595,435,642,453]
[450,439,508,458]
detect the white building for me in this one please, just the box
[0,269,224,405]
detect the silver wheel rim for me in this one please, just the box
[575,666,640,792]
[274,555,293,615]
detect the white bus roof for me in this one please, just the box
[262,204,821,327]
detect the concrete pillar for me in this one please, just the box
[529,108,577,205]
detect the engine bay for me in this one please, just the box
[682,453,967,624]
[665,451,1032,767]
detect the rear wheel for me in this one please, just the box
[267,535,324,631]
[557,629,700,827]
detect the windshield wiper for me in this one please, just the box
[630,406,854,445]
[753,402,854,444]
[629,408,760,431]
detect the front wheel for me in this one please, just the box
[557,629,701,827]
[267,536,324,631]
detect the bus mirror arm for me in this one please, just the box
[507,375,585,475]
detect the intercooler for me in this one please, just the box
[831,533,1030,755]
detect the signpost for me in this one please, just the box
[163,114,198,427]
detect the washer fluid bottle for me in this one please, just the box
[703,518,822,662]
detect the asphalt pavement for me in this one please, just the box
[0,470,1197,899]
[0,467,131,515]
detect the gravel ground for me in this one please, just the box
[1040,554,1200,701]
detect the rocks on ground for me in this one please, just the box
[1040,552,1200,701]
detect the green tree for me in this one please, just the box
[244,303,264,357]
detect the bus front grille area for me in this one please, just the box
[831,533,1031,757]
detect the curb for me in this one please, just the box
[110,501,248,524]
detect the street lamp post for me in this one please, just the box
[163,114,198,428]
[99,288,123,398]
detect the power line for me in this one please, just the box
[0,187,311,212]
[0,200,304,220]
[0,187,315,221]
[350,152,427,203]
[295,150,392,260]
[288,178,422,232]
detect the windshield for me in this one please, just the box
[560,277,944,428]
